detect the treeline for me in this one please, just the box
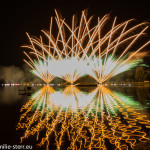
[107,66,150,83]
[0,65,149,84]
[75,66,150,84]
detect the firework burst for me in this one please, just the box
[88,55,143,83]
[52,56,89,83]
[23,10,150,84]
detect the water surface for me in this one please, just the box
[0,85,150,150]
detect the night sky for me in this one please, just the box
[0,0,150,67]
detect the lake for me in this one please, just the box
[0,84,150,150]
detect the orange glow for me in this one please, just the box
[17,85,150,149]
[22,10,150,84]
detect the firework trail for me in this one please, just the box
[88,55,143,83]
[23,10,150,84]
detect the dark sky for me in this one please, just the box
[0,0,150,67]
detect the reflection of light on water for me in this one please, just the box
[0,86,23,104]
[50,85,94,111]
[17,85,150,150]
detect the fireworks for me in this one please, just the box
[23,10,150,84]
[17,85,150,149]
[52,56,88,83]
[88,55,143,83]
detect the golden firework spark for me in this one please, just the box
[17,85,150,150]
[23,10,150,84]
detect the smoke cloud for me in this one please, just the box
[0,66,25,83]
[0,65,43,84]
